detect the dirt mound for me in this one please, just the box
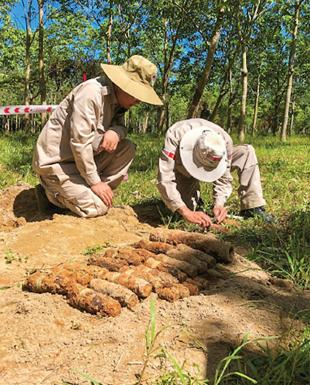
[0,183,309,385]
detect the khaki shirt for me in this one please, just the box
[32,76,127,187]
[157,118,234,212]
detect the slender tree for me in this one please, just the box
[141,0,187,134]
[235,0,273,142]
[22,0,34,130]
[210,38,239,122]
[38,0,47,128]
[187,8,225,119]
[252,66,261,136]
[281,0,304,142]
[106,0,113,64]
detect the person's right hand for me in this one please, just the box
[177,206,213,230]
[99,130,119,153]
[91,182,113,208]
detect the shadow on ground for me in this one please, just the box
[13,187,50,221]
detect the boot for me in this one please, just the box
[240,206,274,223]
[35,184,70,215]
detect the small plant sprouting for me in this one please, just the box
[70,322,81,330]
[137,297,208,385]
[5,249,29,264]
[5,249,16,264]
[82,242,112,256]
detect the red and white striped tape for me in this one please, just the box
[0,105,58,115]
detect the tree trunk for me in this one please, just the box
[142,111,149,133]
[158,18,181,135]
[106,0,113,64]
[235,0,266,142]
[165,100,170,132]
[38,0,47,129]
[281,0,301,142]
[5,118,10,132]
[158,96,166,136]
[210,46,238,122]
[238,45,247,142]
[272,106,280,135]
[252,70,261,136]
[210,80,229,122]
[24,0,32,132]
[128,109,133,133]
[227,68,233,133]
[187,9,225,119]
[289,100,295,135]
[158,20,168,136]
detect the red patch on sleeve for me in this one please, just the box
[163,149,176,160]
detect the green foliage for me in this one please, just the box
[5,248,17,264]
[45,6,100,94]
[245,333,310,384]
[0,132,38,188]
[130,132,164,171]
[3,0,310,134]
[82,242,111,255]
[255,207,310,289]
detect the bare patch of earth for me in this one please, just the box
[0,182,309,385]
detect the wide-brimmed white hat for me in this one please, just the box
[180,127,227,182]
[101,55,163,105]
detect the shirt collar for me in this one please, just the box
[95,76,119,105]
[105,76,119,105]
[105,77,128,114]
[95,76,128,114]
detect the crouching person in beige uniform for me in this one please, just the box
[32,55,162,217]
[157,118,273,229]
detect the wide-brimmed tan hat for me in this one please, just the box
[180,127,227,182]
[101,55,163,105]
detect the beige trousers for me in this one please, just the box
[176,144,266,211]
[231,145,266,210]
[40,139,136,218]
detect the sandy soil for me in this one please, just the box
[0,182,309,385]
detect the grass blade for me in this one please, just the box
[73,369,102,385]
[150,297,156,343]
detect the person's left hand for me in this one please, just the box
[213,205,227,223]
[90,181,113,207]
[99,130,119,153]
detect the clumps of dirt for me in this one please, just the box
[24,229,237,316]
[0,181,42,229]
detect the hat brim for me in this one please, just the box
[180,127,227,183]
[101,63,163,106]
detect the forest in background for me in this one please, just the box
[1,0,309,141]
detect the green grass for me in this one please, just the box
[1,130,310,384]
[0,131,38,188]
